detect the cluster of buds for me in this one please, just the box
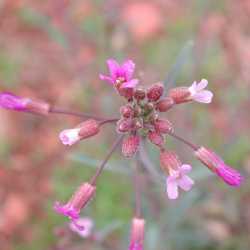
[0,58,244,250]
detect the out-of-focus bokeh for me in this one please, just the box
[0,1,250,250]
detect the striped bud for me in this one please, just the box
[120,105,134,118]
[154,119,173,134]
[169,87,190,104]
[160,150,181,174]
[117,119,133,133]
[147,82,164,102]
[134,88,146,100]
[148,131,164,147]
[156,97,174,112]
[122,135,140,158]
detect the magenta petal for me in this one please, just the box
[120,79,139,89]
[178,175,194,191]
[180,164,192,174]
[129,243,143,250]
[54,202,79,220]
[0,92,28,111]
[122,60,135,80]
[107,59,120,79]
[99,74,114,84]
[166,177,178,199]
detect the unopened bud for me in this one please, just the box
[133,118,143,130]
[160,150,181,173]
[134,88,146,100]
[147,82,164,101]
[120,105,134,118]
[148,131,164,147]
[122,135,140,158]
[118,87,134,101]
[154,119,173,134]
[117,119,133,133]
[156,97,174,112]
[129,217,145,250]
[169,87,190,104]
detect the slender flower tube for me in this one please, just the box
[195,147,243,186]
[54,182,96,229]
[100,58,139,89]
[59,119,100,146]
[129,217,145,250]
[169,79,213,104]
[122,135,140,158]
[0,92,50,115]
[160,150,194,199]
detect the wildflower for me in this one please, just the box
[160,150,194,199]
[169,79,213,104]
[100,59,139,89]
[69,217,94,238]
[0,92,50,115]
[122,135,140,158]
[129,217,145,250]
[54,182,96,229]
[59,119,100,146]
[195,147,243,186]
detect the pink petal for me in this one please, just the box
[178,175,194,191]
[196,79,208,91]
[180,164,192,174]
[107,59,120,79]
[122,60,135,80]
[120,79,139,88]
[193,90,213,103]
[99,74,114,84]
[166,177,179,199]
[69,217,94,237]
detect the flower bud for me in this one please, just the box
[0,92,50,115]
[156,97,174,112]
[195,147,243,186]
[134,88,146,100]
[120,105,134,118]
[169,87,190,104]
[129,217,145,250]
[117,119,133,133]
[118,87,134,101]
[122,135,140,158]
[154,119,173,134]
[160,150,181,174]
[133,118,143,130]
[147,82,164,101]
[60,119,100,146]
[148,131,164,147]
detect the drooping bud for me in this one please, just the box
[54,182,96,228]
[169,87,190,104]
[0,92,50,115]
[156,97,174,112]
[134,88,146,100]
[195,147,243,186]
[122,135,140,158]
[148,131,164,147]
[147,82,164,102]
[120,105,134,118]
[154,119,173,134]
[60,119,100,146]
[129,217,145,250]
[160,150,181,174]
[117,119,133,133]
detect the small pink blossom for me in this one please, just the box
[188,79,213,103]
[129,217,145,250]
[100,59,139,89]
[166,164,194,199]
[0,92,30,111]
[69,217,94,238]
[59,128,81,146]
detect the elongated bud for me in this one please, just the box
[129,217,145,250]
[117,119,133,133]
[0,92,50,115]
[154,119,173,133]
[160,150,181,174]
[147,82,164,102]
[60,119,100,146]
[120,105,134,118]
[122,135,140,158]
[169,87,190,104]
[54,182,96,228]
[148,131,164,147]
[134,88,146,100]
[195,147,243,186]
[156,97,174,112]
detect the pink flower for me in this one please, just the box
[69,217,94,238]
[195,147,243,186]
[0,92,30,111]
[59,128,81,146]
[100,59,139,89]
[188,79,213,103]
[54,182,96,229]
[129,217,145,250]
[166,164,194,199]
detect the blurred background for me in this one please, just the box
[0,0,250,250]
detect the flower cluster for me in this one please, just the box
[0,58,243,250]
